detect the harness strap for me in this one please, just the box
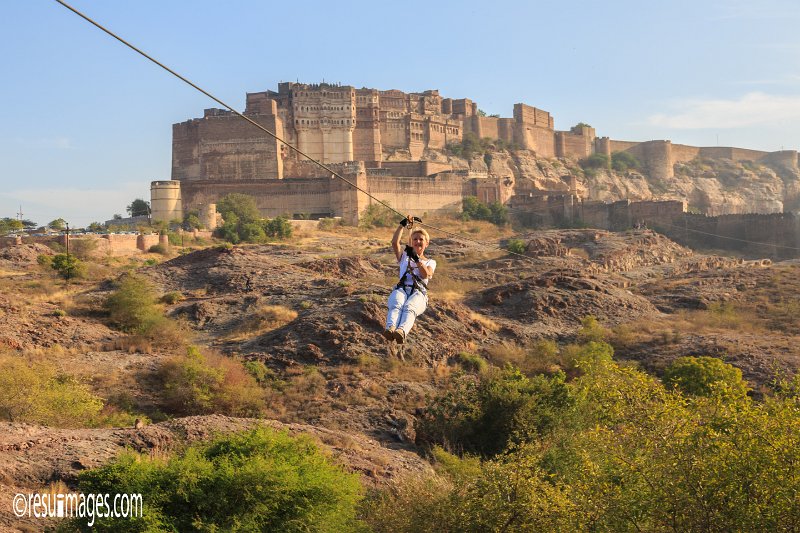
[396,259,427,294]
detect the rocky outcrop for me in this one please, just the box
[436,148,800,216]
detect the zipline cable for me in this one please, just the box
[53,0,401,217]
[54,1,798,262]
[53,0,547,264]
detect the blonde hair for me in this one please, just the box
[410,228,430,244]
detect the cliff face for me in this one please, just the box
[435,148,800,215]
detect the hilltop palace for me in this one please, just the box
[151,81,800,227]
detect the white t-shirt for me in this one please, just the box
[398,251,436,287]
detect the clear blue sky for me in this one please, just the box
[2,0,799,227]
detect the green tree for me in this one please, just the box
[21,219,37,230]
[50,253,86,280]
[73,427,365,532]
[126,198,151,217]
[217,193,261,224]
[87,221,105,233]
[663,355,749,398]
[370,340,800,532]
[0,218,23,235]
[571,122,592,132]
[48,218,67,231]
[182,209,203,230]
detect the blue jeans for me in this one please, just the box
[386,287,428,335]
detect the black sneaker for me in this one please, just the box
[392,329,406,344]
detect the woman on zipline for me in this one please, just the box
[384,216,436,344]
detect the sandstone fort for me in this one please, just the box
[143,81,800,256]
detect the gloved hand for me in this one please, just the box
[404,245,420,262]
[399,216,422,227]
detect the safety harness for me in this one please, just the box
[396,255,427,295]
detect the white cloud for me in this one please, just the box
[648,92,800,129]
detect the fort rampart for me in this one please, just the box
[511,195,799,259]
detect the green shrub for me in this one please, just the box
[446,132,494,159]
[576,315,609,343]
[36,254,53,268]
[371,347,800,532]
[455,352,488,374]
[506,238,526,254]
[104,274,165,334]
[461,196,508,225]
[580,153,610,170]
[416,367,572,457]
[611,151,642,172]
[148,243,168,255]
[50,253,86,280]
[212,206,292,243]
[73,427,364,532]
[363,444,575,533]
[0,355,103,426]
[157,346,266,417]
[160,291,184,305]
[264,216,293,239]
[318,217,341,231]
[359,203,396,229]
[663,356,749,398]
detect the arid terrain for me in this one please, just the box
[1,221,799,530]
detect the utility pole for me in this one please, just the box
[16,205,23,221]
[65,222,70,258]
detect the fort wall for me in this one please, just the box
[181,178,333,219]
[379,160,453,177]
[0,234,164,256]
[512,196,798,258]
[764,150,799,170]
[555,131,593,159]
[172,108,284,181]
[515,124,556,157]
[655,212,800,260]
[364,173,463,216]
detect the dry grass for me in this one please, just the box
[0,268,27,278]
[484,339,564,376]
[468,312,501,332]
[429,273,482,303]
[226,304,298,341]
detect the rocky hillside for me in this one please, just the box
[1,228,799,530]
[422,147,800,215]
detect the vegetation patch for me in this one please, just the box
[72,427,364,531]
